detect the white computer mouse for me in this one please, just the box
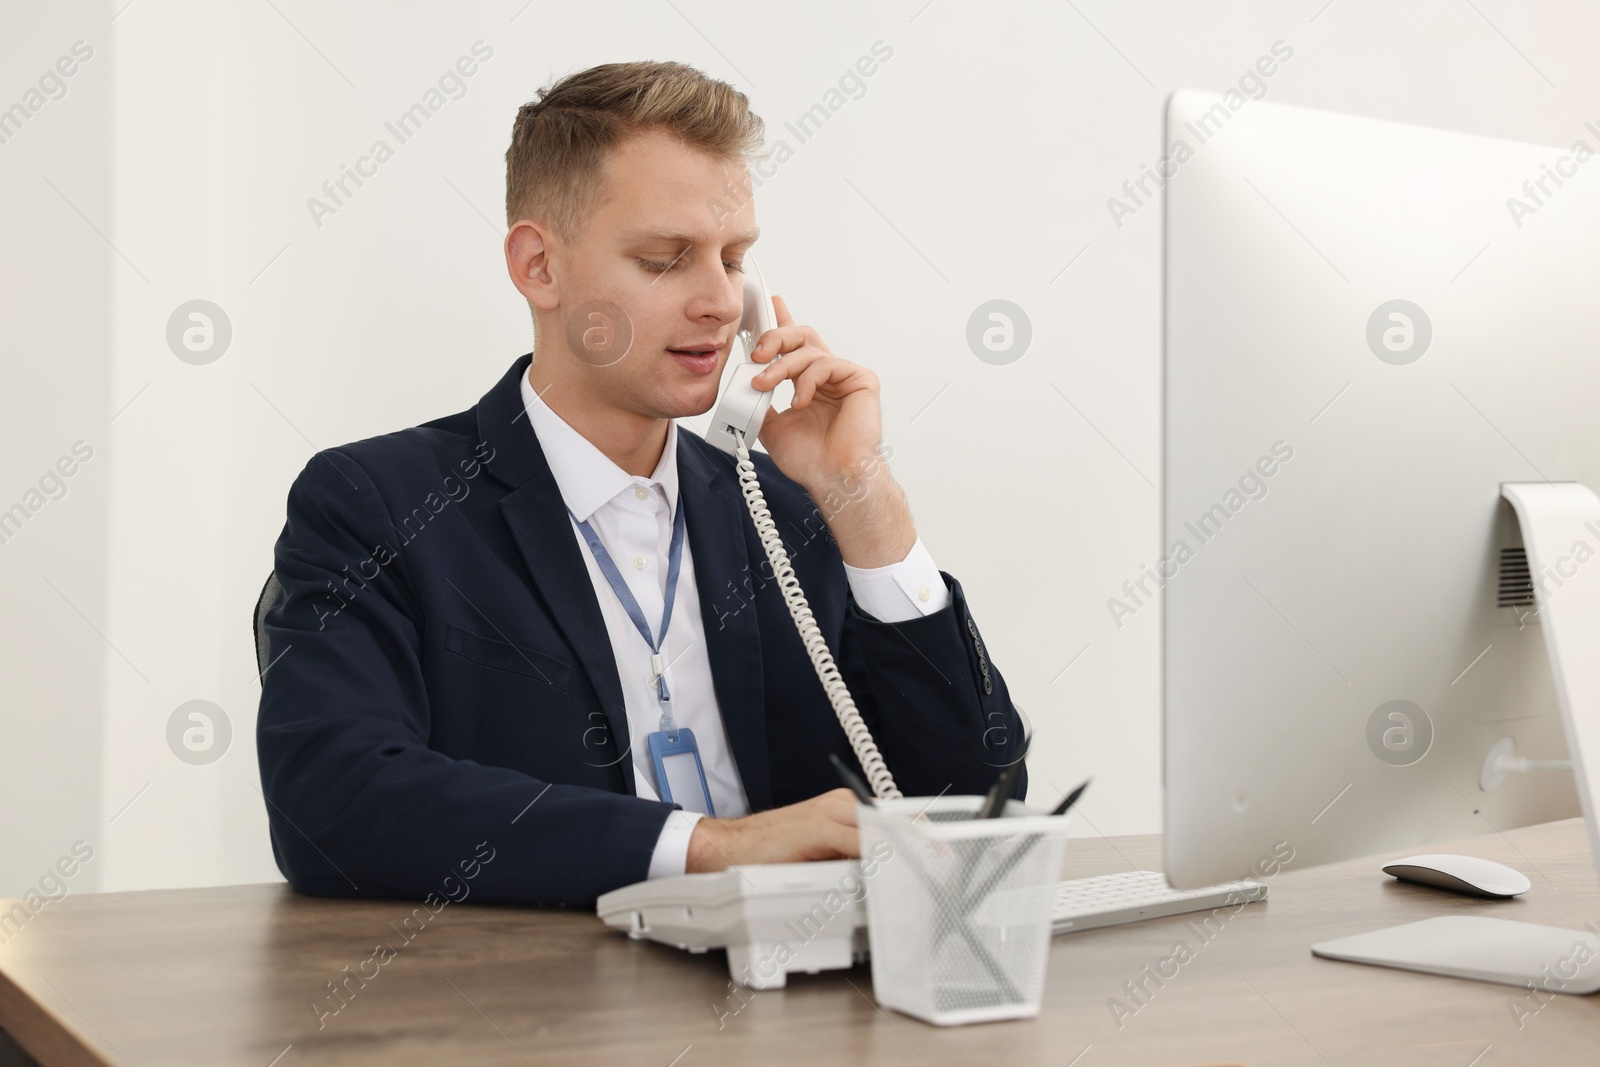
[1381,854,1531,898]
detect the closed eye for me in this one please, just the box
[637,256,746,274]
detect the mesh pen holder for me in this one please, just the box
[859,795,1068,1026]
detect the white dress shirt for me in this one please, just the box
[519,372,950,878]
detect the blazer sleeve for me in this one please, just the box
[835,571,1029,802]
[256,450,676,907]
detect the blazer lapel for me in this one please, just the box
[476,358,635,793]
[678,440,773,812]
[475,355,773,810]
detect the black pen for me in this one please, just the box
[829,752,877,807]
[975,759,1026,820]
[973,728,1034,820]
[1051,778,1090,816]
[940,777,1095,948]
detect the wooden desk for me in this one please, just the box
[3,819,1598,1066]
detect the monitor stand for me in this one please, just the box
[1311,482,1600,993]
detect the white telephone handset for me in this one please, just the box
[705,258,901,801]
[707,258,778,458]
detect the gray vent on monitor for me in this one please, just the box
[1498,547,1535,608]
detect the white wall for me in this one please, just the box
[3,0,1597,894]
[1,0,111,897]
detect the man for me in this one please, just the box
[256,60,1025,907]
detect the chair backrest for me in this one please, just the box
[253,571,285,679]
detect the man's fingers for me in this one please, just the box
[751,325,801,362]
[792,361,838,408]
[752,346,825,389]
[819,787,861,825]
[752,321,831,361]
[713,788,866,866]
[820,820,861,858]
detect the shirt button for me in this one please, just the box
[634,486,650,501]
[917,586,931,602]
[632,555,648,570]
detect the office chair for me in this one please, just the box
[253,572,284,680]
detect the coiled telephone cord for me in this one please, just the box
[731,429,902,800]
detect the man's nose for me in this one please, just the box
[694,266,743,326]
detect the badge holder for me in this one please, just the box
[648,723,716,816]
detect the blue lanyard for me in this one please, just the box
[568,495,688,737]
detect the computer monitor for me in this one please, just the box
[1160,88,1600,916]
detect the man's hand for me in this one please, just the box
[747,296,916,569]
[685,787,860,872]
[748,295,883,495]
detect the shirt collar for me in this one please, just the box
[519,369,679,523]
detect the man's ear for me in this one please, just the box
[505,219,561,313]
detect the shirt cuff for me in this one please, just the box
[647,809,706,879]
[842,535,951,622]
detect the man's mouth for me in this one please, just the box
[667,343,721,375]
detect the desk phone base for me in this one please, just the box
[597,861,1267,989]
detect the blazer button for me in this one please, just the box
[984,677,993,695]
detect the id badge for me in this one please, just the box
[647,728,715,816]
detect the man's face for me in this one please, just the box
[554,128,759,421]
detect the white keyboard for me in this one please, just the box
[598,862,1269,989]
[1052,869,1267,934]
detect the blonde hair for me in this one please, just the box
[504,61,765,237]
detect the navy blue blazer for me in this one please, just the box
[256,355,1027,906]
